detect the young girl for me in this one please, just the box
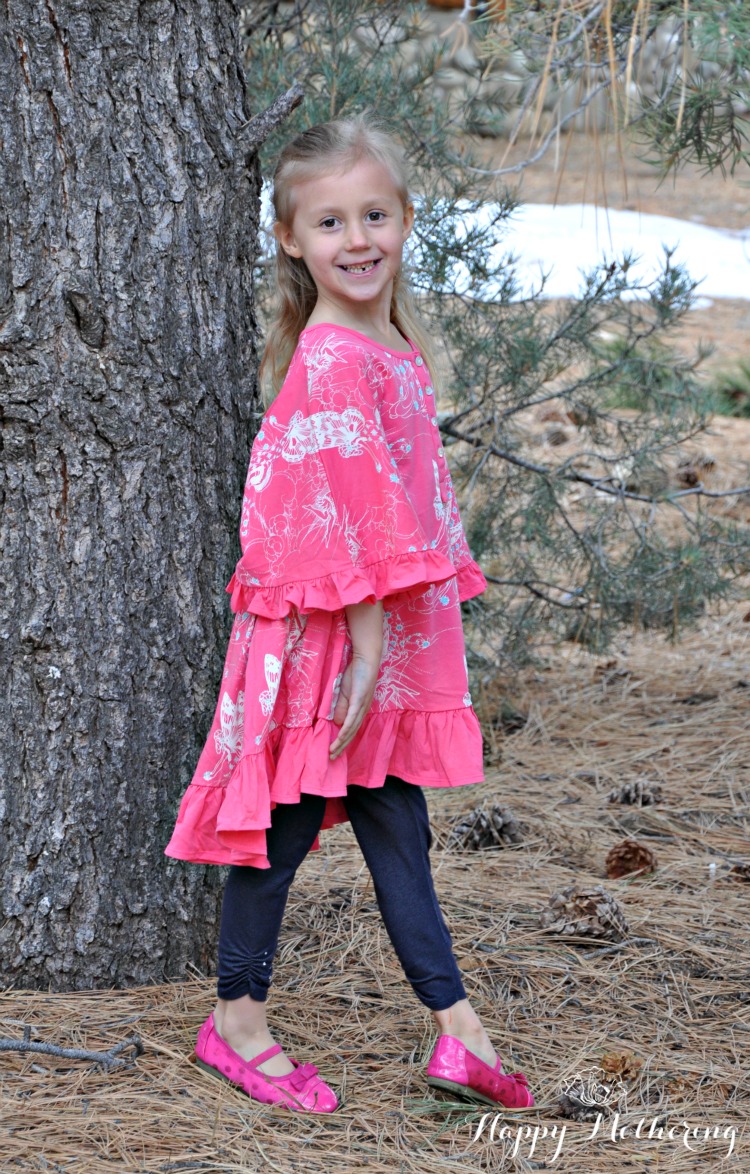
[165,116,534,1115]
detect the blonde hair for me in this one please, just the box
[259,115,439,405]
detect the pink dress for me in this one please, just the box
[165,323,486,869]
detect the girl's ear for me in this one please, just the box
[402,201,415,242]
[274,221,303,258]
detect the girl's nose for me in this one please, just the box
[344,222,370,250]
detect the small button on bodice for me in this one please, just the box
[415,355,423,366]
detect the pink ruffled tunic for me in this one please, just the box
[165,323,486,869]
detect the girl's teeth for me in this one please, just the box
[344,262,375,272]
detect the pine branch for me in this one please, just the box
[484,575,588,609]
[445,68,629,179]
[670,483,750,500]
[238,82,305,154]
[247,0,750,659]
[440,421,750,503]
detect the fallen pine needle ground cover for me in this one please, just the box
[1,605,748,1173]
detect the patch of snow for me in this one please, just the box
[258,185,750,304]
[492,203,750,302]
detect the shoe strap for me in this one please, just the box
[246,1043,283,1070]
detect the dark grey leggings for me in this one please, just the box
[217,775,467,1012]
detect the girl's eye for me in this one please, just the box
[320,217,338,229]
[366,211,385,222]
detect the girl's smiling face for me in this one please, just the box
[275,157,414,324]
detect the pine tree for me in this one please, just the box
[245,0,749,677]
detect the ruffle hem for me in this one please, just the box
[165,705,484,869]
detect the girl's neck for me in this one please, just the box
[305,299,407,354]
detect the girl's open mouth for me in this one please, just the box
[339,259,381,274]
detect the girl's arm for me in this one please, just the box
[329,600,384,760]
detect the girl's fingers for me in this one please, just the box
[330,666,352,727]
[331,664,352,729]
[330,697,365,756]
[329,659,377,758]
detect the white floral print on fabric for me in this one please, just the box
[259,653,282,716]
[201,690,244,783]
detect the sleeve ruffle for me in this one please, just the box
[455,559,487,603]
[227,548,458,619]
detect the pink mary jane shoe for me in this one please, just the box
[194,1015,338,1113]
[426,1034,534,1109]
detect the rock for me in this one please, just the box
[391,38,424,72]
[433,65,473,91]
[500,47,532,79]
[352,19,409,51]
[431,84,469,122]
[465,104,511,138]
[421,8,467,36]
[697,60,722,81]
[550,80,612,133]
[476,71,526,105]
[446,44,480,74]
[335,11,731,141]
[654,17,685,57]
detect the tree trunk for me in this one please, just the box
[0,0,261,988]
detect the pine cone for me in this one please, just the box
[696,452,717,473]
[614,461,670,496]
[676,460,700,487]
[557,1067,626,1119]
[607,779,663,806]
[601,1050,644,1083]
[488,699,528,735]
[448,805,523,850]
[567,404,596,428]
[606,839,657,879]
[545,426,569,447]
[556,1092,601,1121]
[539,885,629,942]
[539,404,568,424]
[676,452,716,487]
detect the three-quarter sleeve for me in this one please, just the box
[227,336,457,618]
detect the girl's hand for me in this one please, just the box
[329,600,383,760]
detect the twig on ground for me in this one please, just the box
[0,1026,143,1070]
[582,936,658,959]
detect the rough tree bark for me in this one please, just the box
[0,1,277,989]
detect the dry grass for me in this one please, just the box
[2,605,749,1173]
